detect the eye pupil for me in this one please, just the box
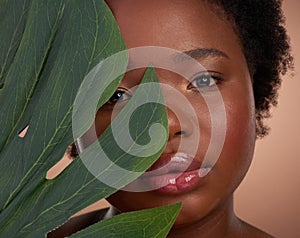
[109,91,124,103]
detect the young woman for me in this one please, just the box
[48,0,293,237]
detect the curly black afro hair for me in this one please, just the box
[207,0,293,138]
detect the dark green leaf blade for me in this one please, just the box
[0,0,128,234]
[0,0,31,85]
[71,204,181,238]
[0,0,127,211]
[0,1,174,237]
[17,67,167,237]
[0,0,65,150]
[0,0,66,209]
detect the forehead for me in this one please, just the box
[105,0,241,54]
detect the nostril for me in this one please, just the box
[174,130,185,136]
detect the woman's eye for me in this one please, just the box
[108,90,131,104]
[187,72,223,89]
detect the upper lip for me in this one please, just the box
[144,152,202,177]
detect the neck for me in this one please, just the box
[106,196,241,238]
[167,196,239,238]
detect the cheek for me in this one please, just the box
[219,85,256,187]
[227,84,256,153]
[78,109,114,150]
[227,104,255,152]
[94,109,114,136]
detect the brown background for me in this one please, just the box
[47,1,300,237]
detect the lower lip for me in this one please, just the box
[144,169,209,195]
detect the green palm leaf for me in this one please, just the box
[71,204,181,238]
[0,0,179,237]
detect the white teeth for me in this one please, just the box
[185,174,195,182]
[198,168,211,177]
[169,178,176,184]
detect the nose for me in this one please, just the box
[156,69,198,154]
[164,106,193,153]
[168,108,190,137]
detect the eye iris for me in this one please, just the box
[196,75,211,87]
[109,91,124,103]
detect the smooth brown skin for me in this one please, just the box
[49,0,274,237]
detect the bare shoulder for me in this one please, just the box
[235,218,275,238]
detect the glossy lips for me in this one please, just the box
[142,153,211,194]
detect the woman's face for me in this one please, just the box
[87,0,256,227]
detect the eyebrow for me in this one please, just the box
[174,48,229,62]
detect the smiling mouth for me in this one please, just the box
[140,153,212,195]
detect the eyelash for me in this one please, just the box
[106,71,223,105]
[107,88,132,105]
[187,71,223,90]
